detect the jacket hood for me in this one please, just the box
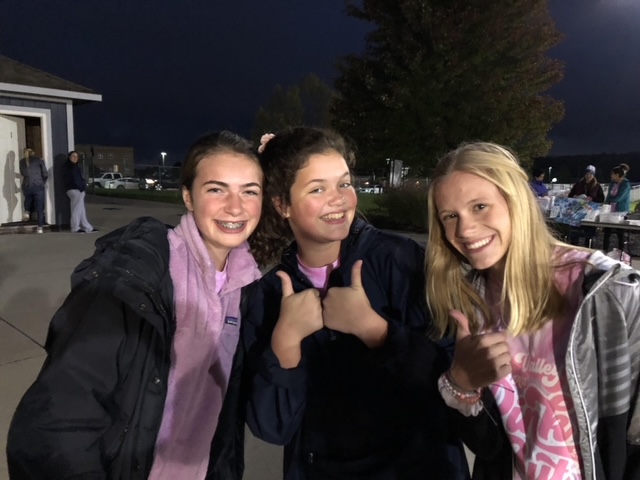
[72,217,173,316]
[583,250,638,294]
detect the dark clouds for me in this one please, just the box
[1,0,638,162]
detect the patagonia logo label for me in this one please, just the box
[225,316,238,326]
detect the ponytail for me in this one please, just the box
[612,163,630,178]
[23,147,33,166]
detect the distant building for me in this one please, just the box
[0,54,101,227]
[75,144,135,178]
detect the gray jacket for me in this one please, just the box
[461,251,640,480]
[568,251,640,479]
[19,156,48,188]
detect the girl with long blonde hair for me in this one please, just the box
[426,142,640,479]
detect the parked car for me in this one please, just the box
[90,172,123,188]
[139,177,158,190]
[359,185,383,194]
[139,171,180,190]
[105,177,140,190]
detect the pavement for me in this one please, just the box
[1,196,638,479]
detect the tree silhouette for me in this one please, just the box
[252,74,335,142]
[333,0,565,173]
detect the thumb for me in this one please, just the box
[350,260,363,289]
[449,309,471,341]
[276,271,295,298]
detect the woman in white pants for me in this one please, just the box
[63,151,95,233]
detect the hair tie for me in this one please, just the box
[258,133,275,153]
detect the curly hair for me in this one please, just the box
[249,127,356,267]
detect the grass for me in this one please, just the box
[91,187,183,204]
[356,193,385,216]
[92,189,387,212]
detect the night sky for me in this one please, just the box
[2,0,639,165]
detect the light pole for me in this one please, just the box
[157,152,167,190]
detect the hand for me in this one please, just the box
[323,260,388,348]
[448,310,512,391]
[586,196,592,201]
[271,271,323,368]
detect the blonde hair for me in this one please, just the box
[426,142,567,337]
[23,147,34,165]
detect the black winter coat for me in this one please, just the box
[63,160,87,192]
[244,219,469,480]
[6,217,250,480]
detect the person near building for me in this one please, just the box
[63,150,96,233]
[19,147,48,233]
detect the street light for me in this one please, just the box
[157,152,167,191]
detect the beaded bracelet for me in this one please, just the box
[445,371,481,399]
[438,371,483,417]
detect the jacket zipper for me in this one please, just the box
[568,324,596,479]
[568,267,616,480]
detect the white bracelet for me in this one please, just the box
[438,373,484,417]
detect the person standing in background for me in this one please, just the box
[567,165,604,202]
[19,147,48,233]
[567,165,604,247]
[530,168,549,197]
[63,150,96,233]
[603,163,632,252]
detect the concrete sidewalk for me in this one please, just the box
[0,196,283,479]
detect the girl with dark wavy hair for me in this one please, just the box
[244,126,468,480]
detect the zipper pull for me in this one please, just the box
[308,452,314,464]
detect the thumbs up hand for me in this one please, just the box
[448,309,512,391]
[323,260,388,348]
[271,271,324,368]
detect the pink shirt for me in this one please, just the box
[297,255,339,296]
[490,249,590,479]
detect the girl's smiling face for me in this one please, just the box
[434,170,512,276]
[279,151,357,264]
[183,152,262,269]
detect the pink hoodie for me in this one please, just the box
[148,213,261,480]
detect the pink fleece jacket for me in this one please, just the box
[148,213,261,480]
